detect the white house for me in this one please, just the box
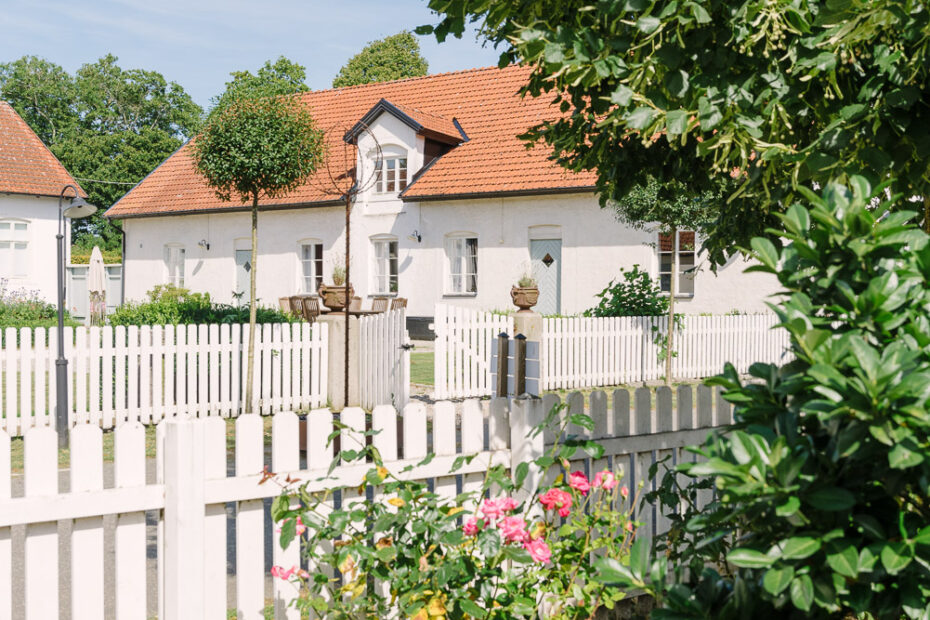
[0,101,84,303]
[106,66,778,335]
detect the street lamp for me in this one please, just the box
[57,184,97,448]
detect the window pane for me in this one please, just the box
[314,244,324,291]
[389,241,398,292]
[679,231,696,252]
[13,243,27,276]
[660,274,671,292]
[398,159,407,190]
[0,223,9,232]
[658,233,673,252]
[659,255,672,273]
[465,238,478,292]
[679,272,695,295]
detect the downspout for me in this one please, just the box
[117,223,126,305]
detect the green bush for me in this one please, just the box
[584,264,668,317]
[109,285,295,326]
[0,279,77,330]
[603,179,930,618]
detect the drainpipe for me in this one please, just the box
[117,223,126,305]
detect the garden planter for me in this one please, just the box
[318,283,354,312]
[511,285,539,313]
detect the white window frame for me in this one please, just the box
[371,236,399,295]
[0,219,30,278]
[374,146,408,194]
[444,233,478,295]
[298,240,324,294]
[163,244,185,288]
[658,230,696,297]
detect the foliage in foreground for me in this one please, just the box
[272,404,640,618]
[601,178,930,618]
[108,285,294,326]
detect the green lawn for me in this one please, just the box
[411,352,434,385]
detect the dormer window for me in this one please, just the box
[376,156,407,193]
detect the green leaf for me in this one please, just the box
[665,70,690,97]
[790,574,814,612]
[477,527,501,558]
[279,516,296,550]
[806,487,855,511]
[750,237,779,270]
[459,599,486,617]
[826,541,859,578]
[502,545,533,563]
[666,109,689,135]
[625,107,656,130]
[781,537,821,560]
[776,496,801,517]
[763,565,794,596]
[889,442,924,469]
[728,548,775,568]
[610,84,634,107]
[636,16,661,34]
[880,542,913,574]
[630,535,650,580]
[596,556,637,586]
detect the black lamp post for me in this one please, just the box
[56,184,97,448]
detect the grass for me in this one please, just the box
[411,352,434,386]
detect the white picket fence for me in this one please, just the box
[0,322,328,436]
[0,385,730,619]
[542,313,790,390]
[359,309,410,409]
[432,304,514,399]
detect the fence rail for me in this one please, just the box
[359,309,410,409]
[0,384,730,619]
[432,304,514,399]
[0,322,328,436]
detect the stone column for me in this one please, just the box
[316,313,360,410]
[513,311,542,341]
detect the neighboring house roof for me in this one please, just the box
[0,101,85,199]
[106,65,596,219]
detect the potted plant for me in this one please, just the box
[318,265,354,311]
[511,271,539,313]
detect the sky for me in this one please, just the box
[0,0,502,108]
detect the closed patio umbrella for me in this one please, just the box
[88,246,107,326]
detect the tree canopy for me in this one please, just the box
[210,56,310,114]
[419,1,930,263]
[333,31,428,88]
[0,54,202,249]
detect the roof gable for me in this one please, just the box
[344,99,466,145]
[0,102,84,199]
[105,65,595,219]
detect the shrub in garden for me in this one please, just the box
[271,406,639,619]
[601,179,930,618]
[109,285,294,326]
[0,279,76,329]
[584,264,667,318]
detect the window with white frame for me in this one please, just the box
[658,230,696,296]
[445,235,478,294]
[375,156,408,194]
[163,244,185,287]
[371,237,398,294]
[0,220,29,278]
[299,241,324,294]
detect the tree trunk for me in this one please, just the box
[924,195,930,234]
[344,192,352,408]
[665,226,676,386]
[245,195,259,413]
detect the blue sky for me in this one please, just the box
[1,0,501,108]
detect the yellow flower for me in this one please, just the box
[427,595,446,618]
[446,506,465,517]
[377,466,389,479]
[410,609,429,620]
[388,497,406,507]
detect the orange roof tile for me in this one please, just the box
[106,65,595,218]
[0,101,84,199]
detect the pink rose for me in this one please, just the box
[271,565,296,580]
[625,521,634,532]
[593,470,617,491]
[569,472,590,495]
[498,497,518,512]
[462,516,480,537]
[276,516,307,536]
[620,486,629,499]
[499,516,528,544]
[481,498,505,521]
[524,538,551,563]
[539,488,573,517]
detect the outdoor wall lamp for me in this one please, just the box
[199,239,211,250]
[57,184,97,448]
[408,230,422,243]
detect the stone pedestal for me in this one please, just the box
[317,313,360,411]
[513,311,543,341]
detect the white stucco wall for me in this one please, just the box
[0,193,70,303]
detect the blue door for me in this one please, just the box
[530,239,561,316]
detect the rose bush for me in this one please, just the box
[271,405,640,619]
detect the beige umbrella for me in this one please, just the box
[88,246,107,326]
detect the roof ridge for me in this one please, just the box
[303,64,519,98]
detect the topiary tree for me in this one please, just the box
[333,31,428,88]
[191,94,324,412]
[600,177,930,618]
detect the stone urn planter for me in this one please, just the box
[318,283,354,312]
[511,285,539,313]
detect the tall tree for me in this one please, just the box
[211,56,310,113]
[192,92,324,413]
[419,1,930,263]
[333,31,428,88]
[0,54,202,249]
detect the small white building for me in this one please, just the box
[0,101,84,303]
[107,66,778,335]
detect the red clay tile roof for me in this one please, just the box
[106,65,596,218]
[0,101,85,199]
[388,101,464,143]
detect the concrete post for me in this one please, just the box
[316,314,360,410]
[513,311,543,341]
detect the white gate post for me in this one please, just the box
[163,419,205,619]
[509,395,546,512]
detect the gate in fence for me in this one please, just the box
[432,304,514,399]
[0,322,328,436]
[0,384,731,619]
[359,309,410,409]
